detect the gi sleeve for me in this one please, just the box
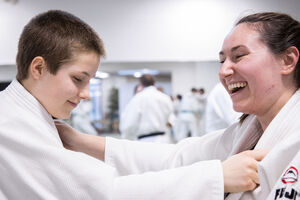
[105,129,229,175]
[111,160,224,200]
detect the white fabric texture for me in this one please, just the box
[106,89,300,200]
[0,80,223,200]
[119,86,173,142]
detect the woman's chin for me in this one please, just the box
[233,104,247,113]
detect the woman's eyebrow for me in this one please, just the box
[231,45,245,53]
[219,45,246,57]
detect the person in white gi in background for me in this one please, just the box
[175,88,200,141]
[119,74,173,143]
[0,10,262,200]
[56,12,300,200]
[205,82,241,133]
[196,88,207,135]
[172,94,182,115]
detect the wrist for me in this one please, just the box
[74,133,88,152]
[77,134,106,161]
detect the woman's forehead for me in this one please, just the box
[220,24,262,54]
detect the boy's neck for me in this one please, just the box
[19,78,35,96]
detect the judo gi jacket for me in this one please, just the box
[0,80,223,199]
[120,86,173,142]
[106,89,300,200]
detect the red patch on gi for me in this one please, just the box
[281,166,298,184]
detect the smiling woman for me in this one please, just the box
[219,23,296,130]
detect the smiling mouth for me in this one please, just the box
[228,82,247,94]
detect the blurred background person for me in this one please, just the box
[157,86,164,93]
[71,99,98,135]
[205,82,241,133]
[196,87,207,135]
[175,88,200,141]
[133,84,143,95]
[166,94,182,143]
[173,94,182,116]
[119,74,173,143]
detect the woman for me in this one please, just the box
[56,12,300,199]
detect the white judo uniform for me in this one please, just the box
[106,89,300,200]
[0,80,223,200]
[176,92,200,140]
[120,86,173,143]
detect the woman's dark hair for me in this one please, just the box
[236,12,300,122]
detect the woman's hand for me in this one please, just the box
[54,120,81,150]
[55,120,106,161]
[222,149,268,193]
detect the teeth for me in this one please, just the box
[228,82,247,91]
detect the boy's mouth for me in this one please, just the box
[67,100,78,107]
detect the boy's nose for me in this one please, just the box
[79,85,90,100]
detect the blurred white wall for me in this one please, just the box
[100,61,220,95]
[0,65,16,81]
[1,0,300,118]
[1,0,300,64]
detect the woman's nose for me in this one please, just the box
[219,60,234,79]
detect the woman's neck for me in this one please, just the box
[258,88,297,131]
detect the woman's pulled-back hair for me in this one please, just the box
[236,12,300,123]
[16,10,106,81]
[236,12,300,88]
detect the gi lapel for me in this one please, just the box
[227,90,300,199]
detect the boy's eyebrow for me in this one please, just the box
[81,71,91,77]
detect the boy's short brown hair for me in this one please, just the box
[16,10,106,81]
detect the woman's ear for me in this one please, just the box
[280,46,299,75]
[29,56,47,80]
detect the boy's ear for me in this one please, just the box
[280,46,299,75]
[29,56,47,80]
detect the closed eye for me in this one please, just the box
[233,54,247,62]
[236,54,245,59]
[73,77,82,83]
